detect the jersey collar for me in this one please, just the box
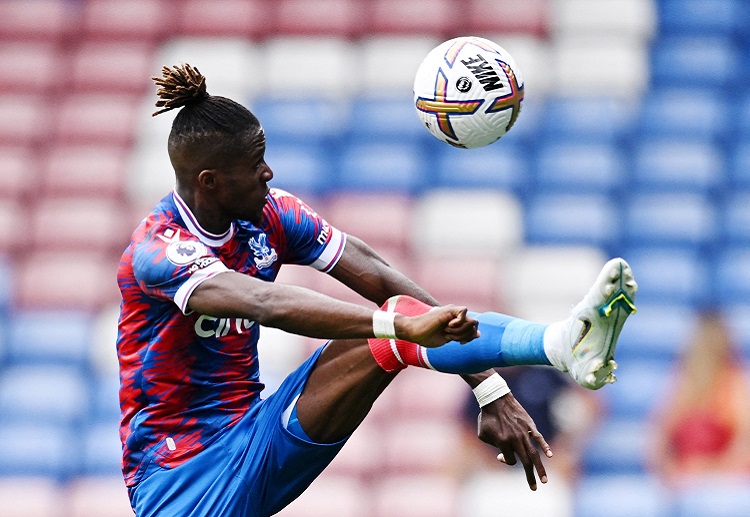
[172,190,235,247]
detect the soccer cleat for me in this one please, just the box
[548,258,638,390]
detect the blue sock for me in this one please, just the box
[424,311,551,374]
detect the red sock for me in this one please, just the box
[368,295,435,373]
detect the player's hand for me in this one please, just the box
[397,305,479,348]
[476,392,553,491]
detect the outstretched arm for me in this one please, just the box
[328,236,551,488]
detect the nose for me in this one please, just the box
[261,163,273,182]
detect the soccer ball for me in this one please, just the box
[414,36,524,149]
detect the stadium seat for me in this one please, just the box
[345,95,425,143]
[0,198,30,255]
[551,0,657,39]
[0,146,38,200]
[53,93,140,147]
[0,94,49,146]
[729,139,750,188]
[0,476,65,517]
[177,0,276,39]
[388,368,467,420]
[538,96,636,143]
[435,140,531,194]
[91,374,122,422]
[0,422,77,479]
[673,476,750,517]
[721,304,750,360]
[81,420,125,476]
[262,143,333,196]
[411,189,524,258]
[599,359,672,420]
[714,247,750,305]
[650,36,741,90]
[722,191,750,245]
[0,364,89,425]
[381,418,463,474]
[534,140,624,195]
[549,35,649,98]
[65,476,134,517]
[737,93,750,139]
[41,144,127,199]
[631,139,726,195]
[275,472,370,517]
[624,193,717,250]
[324,419,384,479]
[366,0,458,37]
[81,0,171,42]
[0,0,74,42]
[524,193,621,250]
[615,302,697,362]
[16,251,121,309]
[358,36,441,96]
[465,0,549,36]
[29,197,131,253]
[251,97,349,146]
[67,41,155,94]
[574,474,671,517]
[0,42,62,94]
[372,474,460,517]
[334,140,428,194]
[412,255,502,311]
[659,0,744,37]
[277,0,366,38]
[637,88,731,142]
[624,247,711,306]
[263,37,360,99]
[7,309,93,366]
[489,34,553,98]
[0,257,15,311]
[153,37,264,100]
[321,192,414,253]
[581,419,652,475]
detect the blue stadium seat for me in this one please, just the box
[673,477,750,517]
[91,373,122,422]
[0,364,89,425]
[434,140,530,194]
[650,36,741,90]
[535,140,624,195]
[524,193,621,250]
[624,193,717,249]
[346,95,426,143]
[659,0,744,38]
[575,474,671,517]
[0,422,78,479]
[721,190,750,245]
[721,303,750,360]
[250,97,349,146]
[263,143,333,196]
[624,247,711,306]
[637,89,731,142]
[581,419,651,475]
[729,139,750,188]
[736,93,750,139]
[7,309,93,366]
[333,140,428,194]
[714,247,750,305]
[82,419,124,476]
[538,96,635,144]
[616,302,697,361]
[600,359,672,420]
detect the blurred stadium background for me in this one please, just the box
[1,0,750,515]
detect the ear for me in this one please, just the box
[197,169,218,190]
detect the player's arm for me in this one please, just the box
[187,270,477,347]
[329,236,551,489]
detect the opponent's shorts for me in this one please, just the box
[129,344,348,517]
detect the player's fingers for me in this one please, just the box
[514,441,540,491]
[497,445,517,466]
[530,427,553,458]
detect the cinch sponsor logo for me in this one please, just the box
[194,315,255,338]
[460,54,504,92]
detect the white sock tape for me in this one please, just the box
[373,310,398,339]
[472,372,511,407]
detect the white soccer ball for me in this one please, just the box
[414,36,524,149]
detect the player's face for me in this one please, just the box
[216,130,273,225]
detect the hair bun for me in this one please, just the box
[152,63,209,116]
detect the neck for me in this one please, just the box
[174,188,232,237]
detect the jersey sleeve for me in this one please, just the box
[131,225,232,314]
[270,189,346,272]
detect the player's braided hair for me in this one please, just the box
[152,63,262,164]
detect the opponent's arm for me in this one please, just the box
[187,270,478,347]
[328,236,551,489]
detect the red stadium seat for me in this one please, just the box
[0,477,64,517]
[388,367,467,419]
[16,251,120,309]
[177,0,277,39]
[381,418,464,474]
[276,472,370,517]
[366,0,459,37]
[66,41,156,94]
[0,198,30,255]
[0,146,40,200]
[0,94,49,146]
[0,42,63,94]
[465,0,550,37]
[41,144,127,199]
[53,93,140,146]
[276,0,366,38]
[66,476,134,517]
[82,0,171,42]
[372,474,460,517]
[0,0,75,42]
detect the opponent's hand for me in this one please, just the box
[476,393,552,490]
[397,305,479,348]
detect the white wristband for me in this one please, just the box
[373,310,398,339]
[472,373,511,407]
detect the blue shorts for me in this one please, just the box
[129,345,348,517]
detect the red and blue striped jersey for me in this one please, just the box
[116,188,345,486]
